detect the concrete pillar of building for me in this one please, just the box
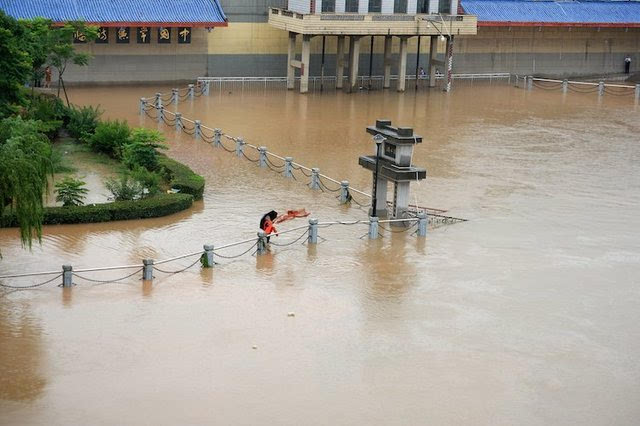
[450,0,459,14]
[398,37,409,92]
[428,0,439,14]
[445,35,455,92]
[348,36,361,93]
[301,34,312,94]
[429,35,438,88]
[287,32,296,90]
[383,35,393,89]
[337,35,346,89]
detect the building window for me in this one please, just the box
[321,0,335,12]
[394,0,407,13]
[369,0,382,13]
[345,0,359,12]
[439,0,452,14]
[418,0,429,13]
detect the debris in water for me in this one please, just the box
[252,345,258,350]
[287,312,295,317]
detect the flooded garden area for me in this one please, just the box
[1,82,639,424]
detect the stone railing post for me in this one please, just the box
[188,84,195,100]
[417,211,428,237]
[172,88,179,105]
[175,112,182,131]
[143,259,154,281]
[284,157,293,178]
[195,120,201,140]
[157,106,164,124]
[310,168,320,190]
[62,265,73,287]
[258,147,267,168]
[368,217,379,239]
[257,230,267,255]
[562,79,568,94]
[236,137,245,157]
[308,218,318,244]
[598,81,605,96]
[339,180,350,203]
[155,92,162,108]
[203,245,214,268]
[214,129,222,147]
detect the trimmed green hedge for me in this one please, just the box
[1,194,193,227]
[157,155,205,200]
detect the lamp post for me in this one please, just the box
[371,134,386,217]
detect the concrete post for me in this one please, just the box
[284,157,293,178]
[204,80,210,96]
[393,181,411,220]
[194,120,201,140]
[203,245,214,268]
[445,35,455,92]
[527,76,533,91]
[139,98,145,115]
[257,230,267,254]
[287,32,296,90]
[172,88,179,105]
[214,129,222,147]
[258,147,267,168]
[308,218,318,244]
[398,37,408,92]
[635,84,640,101]
[339,181,350,203]
[62,265,73,287]
[348,36,361,92]
[155,93,162,108]
[429,35,438,88]
[310,168,320,190]
[188,84,195,100]
[417,211,428,237]
[598,81,605,96]
[562,79,568,94]
[336,36,345,89]
[143,259,154,281]
[301,35,311,94]
[175,112,182,131]
[157,106,163,124]
[368,217,379,239]
[236,137,245,157]
[383,35,392,89]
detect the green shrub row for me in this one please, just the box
[1,194,193,227]
[157,155,205,200]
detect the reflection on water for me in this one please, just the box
[1,82,639,424]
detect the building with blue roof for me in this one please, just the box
[0,0,228,84]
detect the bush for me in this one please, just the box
[130,166,162,196]
[105,175,144,201]
[67,105,101,143]
[157,155,205,200]
[122,128,166,170]
[1,194,193,226]
[26,95,65,138]
[89,119,130,158]
[55,177,88,206]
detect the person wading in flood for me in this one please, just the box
[260,210,279,243]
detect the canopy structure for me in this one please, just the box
[0,0,228,27]
[462,0,640,27]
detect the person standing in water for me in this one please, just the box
[259,210,278,243]
[624,55,631,74]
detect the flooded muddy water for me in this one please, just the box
[1,82,639,425]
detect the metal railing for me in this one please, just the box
[514,75,640,100]
[196,73,512,92]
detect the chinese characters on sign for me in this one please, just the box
[137,27,150,44]
[95,27,109,44]
[73,31,86,43]
[158,27,171,44]
[116,27,130,43]
[178,27,191,44]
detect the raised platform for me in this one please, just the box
[268,8,477,36]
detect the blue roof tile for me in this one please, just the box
[0,0,227,25]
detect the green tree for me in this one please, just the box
[55,177,88,206]
[0,11,32,118]
[90,119,130,158]
[48,21,97,106]
[123,128,167,170]
[0,117,53,249]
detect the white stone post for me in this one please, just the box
[284,157,293,178]
[368,217,379,239]
[188,84,195,100]
[417,211,428,237]
[203,245,214,267]
[175,112,182,131]
[308,218,318,244]
[143,259,154,281]
[258,147,267,168]
[194,120,201,140]
[310,168,320,190]
[339,181,350,203]
[236,137,245,157]
[598,81,605,96]
[172,88,179,105]
[257,230,267,254]
[62,265,73,287]
[214,129,222,147]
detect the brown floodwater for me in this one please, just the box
[1,82,639,425]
